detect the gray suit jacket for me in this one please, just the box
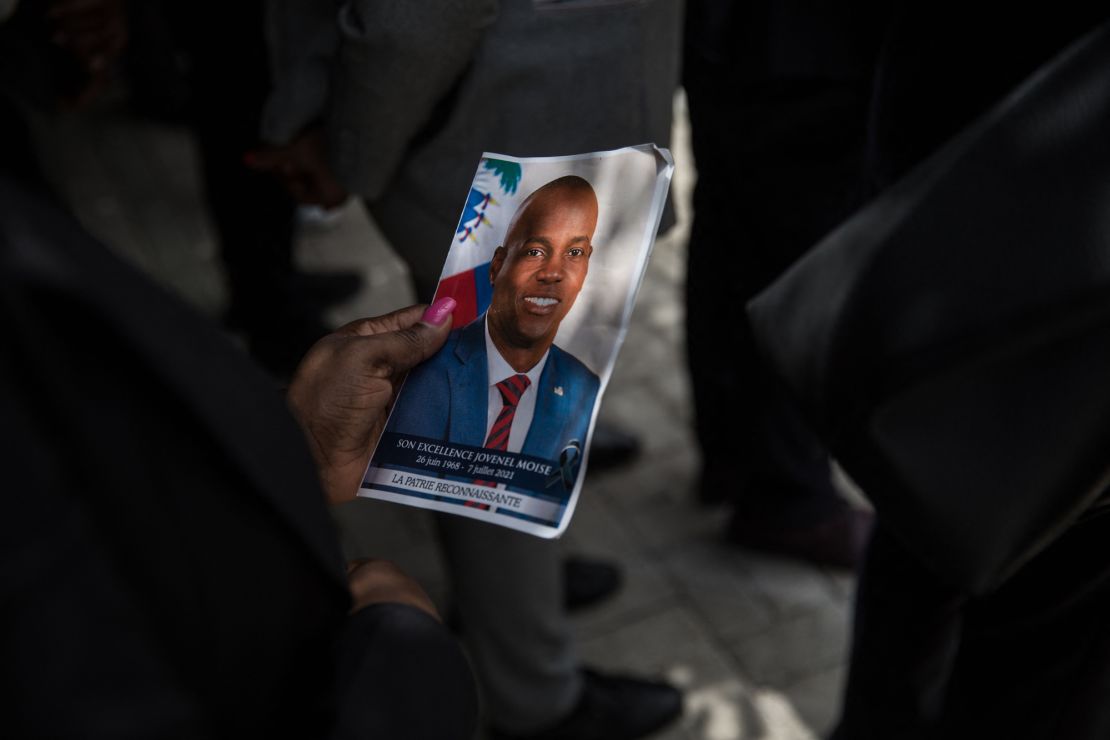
[263,0,680,296]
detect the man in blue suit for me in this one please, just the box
[386,175,600,496]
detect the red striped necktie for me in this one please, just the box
[466,374,531,509]
[484,374,531,450]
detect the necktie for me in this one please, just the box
[484,374,531,450]
[467,374,531,509]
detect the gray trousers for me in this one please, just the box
[333,500,581,734]
[437,514,582,733]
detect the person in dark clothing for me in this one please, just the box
[138,0,358,379]
[827,9,1110,739]
[682,0,886,567]
[0,175,477,739]
[0,0,358,380]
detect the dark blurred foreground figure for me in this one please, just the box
[682,0,886,567]
[0,0,354,380]
[0,176,476,739]
[750,10,1110,739]
[0,0,128,189]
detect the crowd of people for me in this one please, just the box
[3,1,1109,739]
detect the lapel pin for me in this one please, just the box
[554,386,564,396]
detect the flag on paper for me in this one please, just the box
[434,158,526,325]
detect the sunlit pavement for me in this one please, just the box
[31,92,857,740]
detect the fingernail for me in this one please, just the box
[421,297,456,326]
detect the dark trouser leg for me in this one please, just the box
[331,603,479,740]
[0,95,46,189]
[942,507,1110,739]
[830,525,965,739]
[174,1,323,377]
[683,66,870,524]
[834,508,1110,739]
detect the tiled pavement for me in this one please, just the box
[28,91,861,740]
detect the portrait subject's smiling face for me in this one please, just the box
[488,178,598,355]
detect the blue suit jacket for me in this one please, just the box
[387,317,600,467]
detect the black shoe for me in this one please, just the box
[588,421,641,472]
[488,668,683,740]
[727,507,874,570]
[562,556,622,611]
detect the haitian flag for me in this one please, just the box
[433,157,526,325]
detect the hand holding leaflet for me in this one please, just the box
[287,300,456,504]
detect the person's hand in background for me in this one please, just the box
[48,0,127,107]
[245,127,348,208]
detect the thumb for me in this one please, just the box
[366,297,456,376]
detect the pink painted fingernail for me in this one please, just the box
[421,297,456,326]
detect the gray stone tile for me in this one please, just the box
[586,452,718,555]
[577,606,819,740]
[781,665,846,738]
[741,553,847,617]
[562,486,681,640]
[646,233,689,287]
[569,556,679,642]
[661,541,779,643]
[596,382,697,458]
[562,480,647,561]
[609,341,692,410]
[588,444,697,504]
[574,603,742,697]
[575,605,728,674]
[726,602,851,687]
[294,201,416,327]
[621,496,727,558]
[608,339,680,390]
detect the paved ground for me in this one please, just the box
[29,91,860,740]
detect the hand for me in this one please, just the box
[287,299,456,504]
[346,558,440,619]
[244,128,348,208]
[48,0,127,107]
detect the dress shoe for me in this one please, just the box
[562,555,622,611]
[488,668,683,740]
[588,421,641,472]
[727,507,874,569]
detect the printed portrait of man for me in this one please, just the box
[385,175,601,489]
